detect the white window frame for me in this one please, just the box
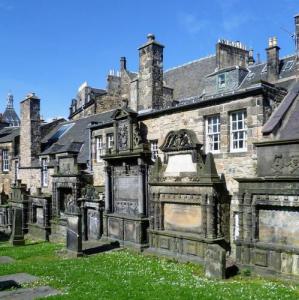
[2,150,9,172]
[96,136,104,162]
[218,73,226,89]
[230,110,247,152]
[150,140,159,161]
[205,115,221,153]
[107,134,114,150]
[41,158,48,187]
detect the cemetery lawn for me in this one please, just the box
[0,241,299,300]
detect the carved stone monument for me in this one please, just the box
[148,129,230,264]
[101,106,151,249]
[235,139,299,277]
[65,198,83,257]
[9,181,29,246]
[79,185,104,241]
[10,207,25,246]
[28,188,51,241]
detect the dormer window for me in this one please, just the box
[218,73,226,89]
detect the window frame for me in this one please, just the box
[2,149,9,172]
[230,110,247,152]
[96,135,104,162]
[217,73,226,89]
[205,115,221,154]
[106,133,114,150]
[150,139,159,162]
[41,158,48,187]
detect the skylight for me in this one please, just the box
[49,123,74,143]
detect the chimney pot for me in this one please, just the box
[147,33,155,42]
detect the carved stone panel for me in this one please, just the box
[259,209,299,248]
[118,120,129,151]
[164,203,202,234]
[113,171,138,216]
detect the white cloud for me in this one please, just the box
[178,12,207,35]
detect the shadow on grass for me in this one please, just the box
[226,264,239,279]
[0,280,21,291]
[83,241,120,255]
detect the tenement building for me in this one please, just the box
[1,14,299,278]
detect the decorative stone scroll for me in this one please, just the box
[160,129,202,152]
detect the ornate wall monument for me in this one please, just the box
[235,139,299,277]
[148,129,230,264]
[101,105,151,249]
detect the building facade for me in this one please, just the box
[1,13,299,278]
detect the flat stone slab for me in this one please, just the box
[0,273,38,290]
[0,257,15,264]
[0,286,61,299]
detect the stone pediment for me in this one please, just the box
[160,129,202,152]
[111,105,137,121]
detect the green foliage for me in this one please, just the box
[0,241,299,300]
[242,268,252,277]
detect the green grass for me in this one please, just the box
[0,241,299,300]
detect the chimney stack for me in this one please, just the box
[20,93,41,167]
[295,14,299,55]
[248,48,255,65]
[138,33,164,111]
[266,37,280,83]
[120,57,127,71]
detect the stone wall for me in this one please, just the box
[0,142,14,196]
[18,167,41,195]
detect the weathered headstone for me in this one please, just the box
[0,256,15,264]
[65,201,82,257]
[10,207,25,246]
[204,244,226,279]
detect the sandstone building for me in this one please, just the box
[1,14,299,278]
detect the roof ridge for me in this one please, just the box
[164,54,215,73]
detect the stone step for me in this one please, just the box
[0,273,38,291]
[0,286,61,299]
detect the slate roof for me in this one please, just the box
[262,80,299,140]
[41,110,115,163]
[0,127,19,143]
[164,55,216,100]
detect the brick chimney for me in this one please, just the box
[20,93,41,167]
[138,33,164,111]
[120,57,127,72]
[216,39,249,70]
[266,37,280,83]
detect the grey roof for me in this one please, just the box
[41,110,115,163]
[164,55,216,100]
[0,127,19,143]
[262,81,299,139]
[240,55,297,90]
[2,107,20,127]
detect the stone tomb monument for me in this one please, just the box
[10,181,29,246]
[65,197,83,256]
[27,188,51,241]
[148,129,230,266]
[235,139,299,277]
[79,185,104,241]
[101,106,151,249]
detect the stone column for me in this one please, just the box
[243,192,252,242]
[206,193,216,239]
[104,165,112,213]
[201,194,208,238]
[137,165,146,216]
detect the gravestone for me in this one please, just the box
[10,208,25,246]
[204,244,226,279]
[65,200,82,257]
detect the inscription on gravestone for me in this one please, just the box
[204,244,226,279]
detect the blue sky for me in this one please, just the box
[0,0,298,120]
